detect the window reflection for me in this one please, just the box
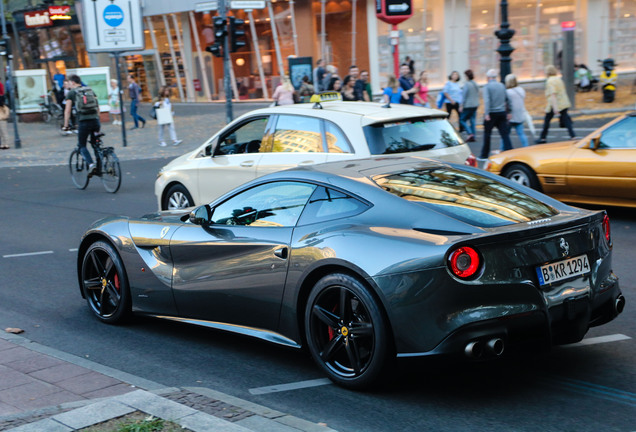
[262,115,324,153]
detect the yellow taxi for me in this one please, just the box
[485,113,636,208]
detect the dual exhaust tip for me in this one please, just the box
[615,295,625,315]
[464,338,504,358]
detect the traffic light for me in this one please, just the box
[0,38,11,57]
[205,16,227,58]
[229,16,246,53]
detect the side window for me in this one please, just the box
[298,187,370,225]
[261,115,324,153]
[324,121,353,154]
[216,117,269,155]
[211,182,317,227]
[600,117,636,149]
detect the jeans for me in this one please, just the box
[159,122,177,143]
[77,118,101,165]
[501,122,528,150]
[459,107,477,136]
[539,108,575,140]
[130,99,145,128]
[481,112,512,158]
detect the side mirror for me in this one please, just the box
[590,136,601,150]
[189,204,212,225]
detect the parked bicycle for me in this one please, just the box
[69,132,121,193]
[39,91,64,123]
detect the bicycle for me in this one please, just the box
[39,92,64,123]
[69,132,122,193]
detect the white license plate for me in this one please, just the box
[536,254,590,286]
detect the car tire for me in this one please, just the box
[503,163,541,190]
[163,184,194,210]
[80,240,131,324]
[304,273,392,389]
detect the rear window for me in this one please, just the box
[373,168,558,227]
[363,118,463,155]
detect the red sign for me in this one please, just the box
[376,0,412,25]
[24,10,52,28]
[561,21,576,31]
[49,5,72,20]
[193,79,202,92]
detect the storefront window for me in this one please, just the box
[609,0,636,69]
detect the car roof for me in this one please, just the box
[243,102,449,127]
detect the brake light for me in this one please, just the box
[602,214,611,244]
[448,246,481,278]
[464,154,477,167]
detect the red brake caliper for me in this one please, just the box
[114,273,120,291]
[327,304,338,340]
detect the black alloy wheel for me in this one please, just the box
[305,273,392,389]
[163,184,194,210]
[81,241,131,323]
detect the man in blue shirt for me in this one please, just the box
[398,64,415,105]
[127,74,146,129]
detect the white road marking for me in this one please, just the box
[249,378,331,395]
[561,333,631,348]
[3,251,54,258]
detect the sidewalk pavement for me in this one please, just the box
[0,331,336,432]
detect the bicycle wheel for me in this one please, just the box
[69,149,90,190]
[101,150,122,193]
[41,108,51,123]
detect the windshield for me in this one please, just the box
[373,168,558,227]
[363,118,464,155]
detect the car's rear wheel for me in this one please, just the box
[503,163,541,190]
[163,184,194,210]
[305,273,391,389]
[80,241,131,324]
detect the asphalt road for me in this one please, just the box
[1,149,635,430]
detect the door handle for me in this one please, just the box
[274,247,288,259]
[240,161,255,167]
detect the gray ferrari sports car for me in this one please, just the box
[77,156,625,389]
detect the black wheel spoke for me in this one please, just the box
[83,276,102,289]
[312,304,339,329]
[339,288,350,322]
[345,338,362,374]
[90,250,105,274]
[103,256,114,278]
[349,322,373,338]
[320,334,344,362]
[105,282,120,304]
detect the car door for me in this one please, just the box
[567,116,636,200]
[169,181,317,330]
[256,114,328,177]
[196,116,270,204]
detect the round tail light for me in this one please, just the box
[448,246,481,278]
[602,214,611,244]
[464,154,477,167]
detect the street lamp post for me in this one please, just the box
[494,0,515,82]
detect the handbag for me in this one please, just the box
[436,92,446,109]
[156,107,173,125]
[149,105,157,120]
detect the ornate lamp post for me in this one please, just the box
[494,0,515,82]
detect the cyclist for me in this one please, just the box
[64,75,101,172]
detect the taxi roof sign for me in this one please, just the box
[376,0,413,25]
[310,92,342,108]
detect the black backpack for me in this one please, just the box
[75,86,99,115]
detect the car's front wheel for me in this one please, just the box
[503,163,541,190]
[305,273,392,389]
[80,241,131,324]
[163,184,194,210]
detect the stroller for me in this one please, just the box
[598,58,617,103]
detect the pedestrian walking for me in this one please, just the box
[272,77,295,105]
[108,79,122,125]
[0,98,10,149]
[398,64,415,105]
[480,69,513,159]
[63,75,101,172]
[413,71,430,107]
[127,74,146,129]
[536,65,575,143]
[382,75,406,104]
[322,65,338,92]
[459,69,479,141]
[313,59,326,92]
[501,74,529,149]
[298,76,315,102]
[442,71,463,129]
[155,86,182,147]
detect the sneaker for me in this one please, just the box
[141,120,146,128]
[535,138,547,144]
[159,142,167,147]
[88,163,96,175]
[172,140,182,146]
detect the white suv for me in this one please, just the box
[155,100,475,210]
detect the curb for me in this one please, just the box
[0,333,337,432]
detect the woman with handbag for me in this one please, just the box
[155,86,182,147]
[499,74,529,150]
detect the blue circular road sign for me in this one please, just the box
[103,4,124,28]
